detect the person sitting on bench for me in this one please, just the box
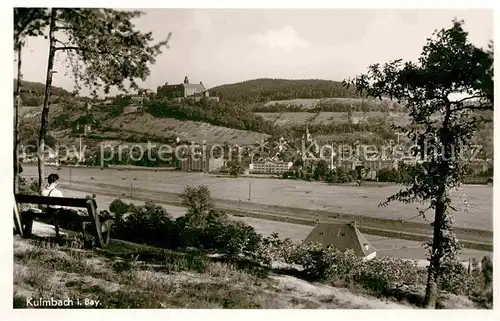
[41,173,64,238]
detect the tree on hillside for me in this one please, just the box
[34,8,171,191]
[313,159,329,181]
[227,160,244,177]
[344,20,493,308]
[180,185,213,215]
[14,8,50,192]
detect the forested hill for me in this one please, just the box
[14,79,73,96]
[209,78,360,103]
[14,79,74,106]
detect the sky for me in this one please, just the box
[18,8,493,96]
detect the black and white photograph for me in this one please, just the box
[6,2,495,313]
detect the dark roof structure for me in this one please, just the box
[302,222,376,258]
[181,83,206,90]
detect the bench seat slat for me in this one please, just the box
[15,194,97,208]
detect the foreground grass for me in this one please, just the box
[13,234,415,309]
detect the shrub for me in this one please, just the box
[377,168,400,182]
[328,168,352,183]
[180,185,213,215]
[18,177,39,195]
[254,234,426,300]
[176,209,261,255]
[125,202,176,246]
[359,257,424,296]
[290,243,365,283]
[109,199,132,218]
[110,200,178,248]
[466,256,493,308]
[438,259,470,295]
[481,255,493,289]
[254,233,301,266]
[51,114,70,129]
[108,193,261,256]
[218,220,262,255]
[176,185,260,254]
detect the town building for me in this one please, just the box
[249,161,293,174]
[364,159,399,171]
[45,157,60,167]
[128,89,155,104]
[303,222,377,260]
[180,157,225,173]
[178,146,225,173]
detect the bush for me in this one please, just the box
[109,199,131,218]
[359,257,424,296]
[481,256,493,288]
[176,209,261,255]
[326,168,352,184]
[108,189,261,256]
[438,259,470,295]
[292,243,363,282]
[465,256,493,308]
[18,177,39,195]
[254,233,301,266]
[180,185,213,215]
[254,234,426,299]
[110,200,178,248]
[21,94,43,106]
[377,168,401,182]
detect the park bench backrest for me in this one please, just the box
[15,194,98,209]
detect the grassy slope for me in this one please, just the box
[256,111,411,126]
[14,230,414,309]
[100,113,270,145]
[14,79,73,97]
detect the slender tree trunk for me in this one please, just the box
[37,8,57,193]
[423,196,445,308]
[424,101,452,308]
[14,40,22,193]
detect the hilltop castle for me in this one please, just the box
[157,76,210,99]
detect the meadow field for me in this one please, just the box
[256,111,412,127]
[23,165,493,232]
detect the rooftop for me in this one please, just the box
[181,83,206,90]
[303,222,376,258]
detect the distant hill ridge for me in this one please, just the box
[14,79,73,97]
[209,78,361,103]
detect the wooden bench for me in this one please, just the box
[14,194,114,248]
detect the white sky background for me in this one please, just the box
[17,8,493,96]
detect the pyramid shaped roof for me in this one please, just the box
[302,222,376,257]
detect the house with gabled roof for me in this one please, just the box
[302,221,377,260]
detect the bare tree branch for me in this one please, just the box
[451,94,488,105]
